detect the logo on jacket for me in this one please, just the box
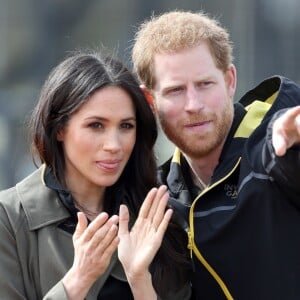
[224,184,238,199]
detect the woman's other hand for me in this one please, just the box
[62,212,119,300]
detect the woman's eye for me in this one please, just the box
[121,123,135,129]
[89,122,103,129]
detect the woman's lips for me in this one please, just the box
[96,160,121,172]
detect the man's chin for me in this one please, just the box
[176,138,220,158]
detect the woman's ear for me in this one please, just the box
[140,85,156,114]
[56,129,64,142]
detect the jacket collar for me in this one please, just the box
[16,165,69,230]
[165,103,247,189]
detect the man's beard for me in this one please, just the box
[158,103,233,159]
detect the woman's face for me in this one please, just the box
[57,86,136,193]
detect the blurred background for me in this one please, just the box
[0,0,300,189]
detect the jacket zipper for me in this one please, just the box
[188,157,241,300]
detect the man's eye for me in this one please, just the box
[167,87,183,94]
[200,81,213,87]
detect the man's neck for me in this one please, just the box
[183,144,223,187]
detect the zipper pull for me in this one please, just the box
[187,230,195,272]
[187,230,193,250]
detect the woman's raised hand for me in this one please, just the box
[118,185,173,298]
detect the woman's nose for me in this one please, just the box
[102,131,121,153]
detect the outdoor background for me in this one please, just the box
[0,0,300,189]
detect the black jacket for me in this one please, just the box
[158,76,300,300]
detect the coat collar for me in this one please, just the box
[16,165,69,230]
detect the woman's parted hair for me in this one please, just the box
[132,10,233,90]
[30,51,158,191]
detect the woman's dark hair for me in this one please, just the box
[29,50,190,296]
[30,51,157,189]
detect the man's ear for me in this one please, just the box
[226,64,237,98]
[140,85,156,114]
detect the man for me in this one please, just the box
[132,10,300,300]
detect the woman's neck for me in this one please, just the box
[65,175,105,220]
[73,197,103,220]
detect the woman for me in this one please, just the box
[0,51,191,299]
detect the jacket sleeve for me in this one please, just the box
[262,109,300,201]
[0,201,69,300]
[0,204,28,299]
[42,281,68,300]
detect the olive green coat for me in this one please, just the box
[0,167,191,299]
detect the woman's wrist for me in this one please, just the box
[62,268,92,300]
[126,271,157,300]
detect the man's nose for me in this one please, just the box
[184,86,204,112]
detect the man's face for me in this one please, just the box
[152,42,236,159]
